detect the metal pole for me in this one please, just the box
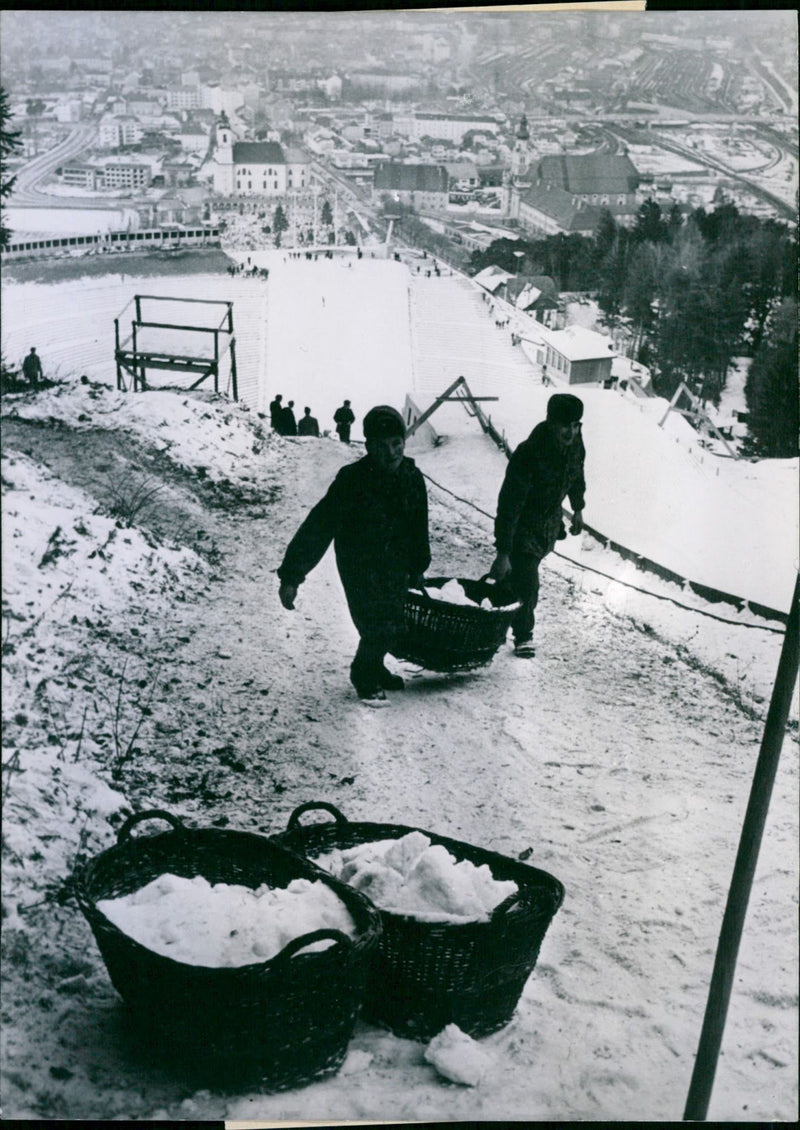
[114,318,122,391]
[683,573,800,1121]
[229,338,238,402]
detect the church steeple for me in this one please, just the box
[510,114,530,182]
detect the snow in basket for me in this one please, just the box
[312,831,518,923]
[422,579,518,611]
[96,874,357,967]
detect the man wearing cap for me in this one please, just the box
[489,393,586,658]
[277,405,430,703]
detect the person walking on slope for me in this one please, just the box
[489,393,586,658]
[297,406,320,437]
[22,347,43,386]
[278,399,297,436]
[333,399,355,443]
[278,405,430,703]
[269,393,284,431]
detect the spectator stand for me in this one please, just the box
[114,295,238,400]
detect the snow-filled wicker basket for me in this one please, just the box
[393,575,521,672]
[273,802,565,1042]
[72,809,382,1090]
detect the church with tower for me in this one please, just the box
[506,114,641,233]
[210,114,310,198]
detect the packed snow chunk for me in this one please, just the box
[424,1024,493,1086]
[314,833,517,923]
[383,829,430,874]
[97,874,357,967]
[422,579,517,611]
[340,1048,374,1075]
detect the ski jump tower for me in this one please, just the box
[114,294,238,399]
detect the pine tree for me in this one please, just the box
[1,86,22,251]
[744,300,799,458]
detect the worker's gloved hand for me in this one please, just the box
[569,510,584,536]
[279,582,298,610]
[489,553,512,582]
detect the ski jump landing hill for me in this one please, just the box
[1,249,797,618]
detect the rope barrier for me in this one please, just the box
[419,468,786,636]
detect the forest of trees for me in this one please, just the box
[469,201,798,457]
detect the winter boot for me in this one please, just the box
[377,665,404,691]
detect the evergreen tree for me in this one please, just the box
[632,199,669,244]
[592,208,617,266]
[320,199,333,227]
[1,86,22,251]
[744,300,799,458]
[597,227,630,322]
[273,203,288,242]
[624,240,672,356]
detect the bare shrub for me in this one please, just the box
[100,473,164,527]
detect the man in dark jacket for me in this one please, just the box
[269,393,284,431]
[278,399,297,436]
[278,405,430,703]
[333,399,355,443]
[489,393,586,657]
[22,347,43,386]
[297,406,320,437]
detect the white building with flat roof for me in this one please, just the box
[539,325,616,385]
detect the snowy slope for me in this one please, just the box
[3,256,796,614]
[1,381,796,1123]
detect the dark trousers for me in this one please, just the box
[350,639,388,690]
[509,549,542,644]
[345,583,405,692]
[336,425,351,443]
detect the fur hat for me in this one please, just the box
[363,405,406,440]
[547,393,584,425]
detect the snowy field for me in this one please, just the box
[1,252,797,1122]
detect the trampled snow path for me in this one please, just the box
[141,438,800,1122]
[0,386,796,1121]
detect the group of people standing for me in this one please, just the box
[269,394,359,440]
[277,392,586,703]
[269,394,320,437]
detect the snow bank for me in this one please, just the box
[2,452,205,625]
[97,874,356,966]
[314,832,517,923]
[4,380,279,487]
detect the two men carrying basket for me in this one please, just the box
[278,394,585,697]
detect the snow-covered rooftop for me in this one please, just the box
[540,324,617,361]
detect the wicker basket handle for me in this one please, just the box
[286,801,348,831]
[489,889,526,921]
[490,881,565,922]
[117,809,186,845]
[271,928,352,966]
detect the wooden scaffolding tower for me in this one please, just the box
[114,295,238,399]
